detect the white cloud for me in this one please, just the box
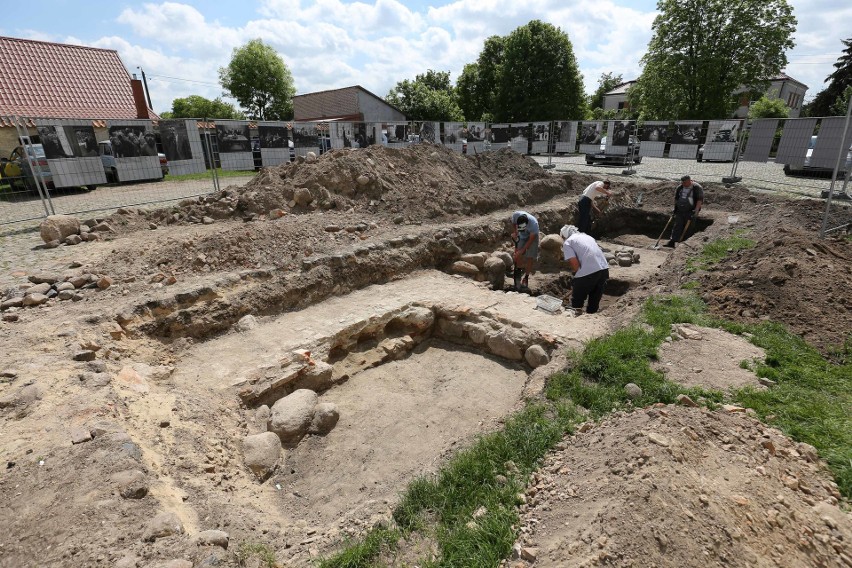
[17,0,837,114]
[117,3,243,53]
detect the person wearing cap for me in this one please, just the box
[577,180,613,234]
[510,211,540,290]
[664,175,704,247]
[559,225,610,314]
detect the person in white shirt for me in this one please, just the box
[577,180,613,234]
[560,225,610,314]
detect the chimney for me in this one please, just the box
[131,78,150,119]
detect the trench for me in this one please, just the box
[126,203,713,563]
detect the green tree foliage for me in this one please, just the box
[588,72,624,112]
[163,95,245,120]
[637,0,795,120]
[808,38,852,117]
[386,70,464,121]
[495,20,586,121]
[456,36,505,121]
[829,85,852,116]
[748,95,790,119]
[218,39,296,120]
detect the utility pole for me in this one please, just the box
[137,67,153,110]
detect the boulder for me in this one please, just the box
[493,251,514,270]
[194,530,230,549]
[306,151,318,163]
[539,234,563,252]
[450,261,480,276]
[390,306,435,333]
[294,187,313,206]
[308,402,340,435]
[268,389,318,445]
[22,293,49,307]
[40,215,80,244]
[235,315,258,332]
[524,345,550,368]
[242,432,282,481]
[624,383,643,400]
[460,252,489,269]
[486,328,525,361]
[26,283,52,296]
[290,360,334,392]
[144,511,184,542]
[484,257,506,290]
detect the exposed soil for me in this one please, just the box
[1,144,850,568]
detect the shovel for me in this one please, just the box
[652,215,674,249]
[678,218,693,242]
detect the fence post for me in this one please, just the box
[820,96,852,238]
[14,116,54,216]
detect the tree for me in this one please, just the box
[456,36,505,121]
[163,95,245,120]
[808,38,852,117]
[494,20,586,121]
[636,0,795,120]
[748,95,790,119]
[829,85,852,116]
[218,39,296,120]
[386,70,464,121]
[588,72,623,112]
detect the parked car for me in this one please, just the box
[99,140,168,182]
[783,135,851,179]
[4,144,53,191]
[585,135,642,165]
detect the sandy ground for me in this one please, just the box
[0,145,850,567]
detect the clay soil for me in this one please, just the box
[0,144,850,568]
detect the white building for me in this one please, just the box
[602,74,808,118]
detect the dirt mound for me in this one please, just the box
[513,405,849,568]
[698,224,852,355]
[90,145,569,281]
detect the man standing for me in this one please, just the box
[560,225,610,314]
[578,180,613,234]
[664,175,703,247]
[511,211,540,290]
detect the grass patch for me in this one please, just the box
[164,168,256,182]
[236,541,278,567]
[685,230,755,273]
[319,293,851,566]
[730,322,852,497]
[318,526,401,568]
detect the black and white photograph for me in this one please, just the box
[385,123,407,146]
[532,122,550,141]
[417,121,439,144]
[490,124,511,144]
[610,121,631,146]
[216,124,251,153]
[37,126,72,159]
[639,123,668,142]
[579,122,603,145]
[637,121,668,158]
[108,125,158,157]
[292,123,319,148]
[708,120,739,143]
[670,122,702,145]
[160,120,193,161]
[467,123,486,142]
[553,121,577,153]
[257,125,289,149]
[38,125,98,159]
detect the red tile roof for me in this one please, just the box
[0,36,157,120]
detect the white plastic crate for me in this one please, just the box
[536,294,563,313]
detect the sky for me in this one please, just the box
[1,0,849,115]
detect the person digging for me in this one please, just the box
[511,211,539,291]
[664,175,703,248]
[560,224,610,314]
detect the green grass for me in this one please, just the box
[164,168,256,182]
[685,229,756,273]
[236,541,278,567]
[318,290,852,567]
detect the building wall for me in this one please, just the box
[293,88,360,121]
[603,94,629,112]
[355,91,406,122]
